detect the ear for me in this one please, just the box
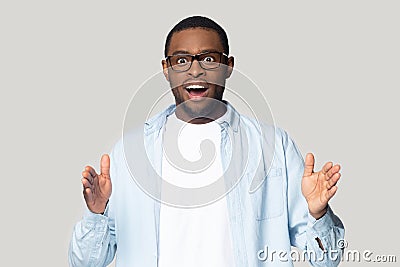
[225,56,234,78]
[161,59,170,82]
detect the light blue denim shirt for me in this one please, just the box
[69,103,345,267]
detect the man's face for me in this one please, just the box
[162,28,234,121]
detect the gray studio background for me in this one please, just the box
[1,1,399,266]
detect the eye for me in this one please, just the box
[176,57,188,64]
[202,56,215,62]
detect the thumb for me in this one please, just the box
[303,153,315,177]
[100,154,110,177]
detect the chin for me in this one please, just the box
[183,99,210,117]
[178,97,223,120]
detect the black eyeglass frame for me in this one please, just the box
[165,51,229,72]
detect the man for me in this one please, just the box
[69,16,345,267]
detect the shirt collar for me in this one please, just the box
[144,101,240,135]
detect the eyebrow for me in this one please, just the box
[169,49,221,56]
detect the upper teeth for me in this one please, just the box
[186,85,205,90]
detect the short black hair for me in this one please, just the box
[164,16,229,57]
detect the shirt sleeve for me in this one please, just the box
[283,130,345,267]
[68,207,116,267]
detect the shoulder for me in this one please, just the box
[238,113,290,147]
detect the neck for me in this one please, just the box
[175,101,227,124]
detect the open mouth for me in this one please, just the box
[184,84,209,98]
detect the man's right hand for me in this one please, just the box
[81,154,112,214]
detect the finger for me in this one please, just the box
[303,153,315,177]
[327,173,341,189]
[83,187,93,203]
[326,185,338,200]
[82,178,93,190]
[82,178,94,202]
[82,170,94,185]
[321,161,333,175]
[327,164,341,179]
[85,166,97,178]
[100,154,111,178]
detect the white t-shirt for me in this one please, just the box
[158,112,235,267]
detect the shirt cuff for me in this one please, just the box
[83,203,109,225]
[307,205,335,237]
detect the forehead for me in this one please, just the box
[167,28,223,55]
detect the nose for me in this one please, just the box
[187,59,205,78]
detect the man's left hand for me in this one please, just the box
[301,153,342,219]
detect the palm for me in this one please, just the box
[81,154,112,214]
[301,153,341,219]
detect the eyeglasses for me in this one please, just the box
[166,51,228,72]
